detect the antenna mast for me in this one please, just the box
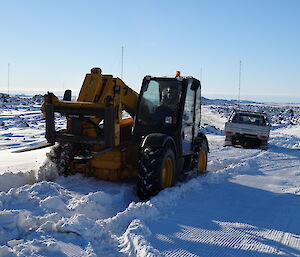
[238,60,242,106]
[8,63,10,96]
[121,46,124,79]
[200,67,203,81]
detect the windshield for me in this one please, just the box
[137,79,182,125]
[232,113,267,126]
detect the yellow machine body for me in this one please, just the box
[44,68,139,181]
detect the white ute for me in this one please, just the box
[224,110,271,150]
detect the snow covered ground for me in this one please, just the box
[0,94,299,256]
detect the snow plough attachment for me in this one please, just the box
[41,68,209,199]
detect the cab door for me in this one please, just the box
[181,82,196,155]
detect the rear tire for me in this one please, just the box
[137,146,176,200]
[260,140,268,150]
[194,139,208,174]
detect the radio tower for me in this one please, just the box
[121,46,124,79]
[8,63,10,96]
[238,60,242,106]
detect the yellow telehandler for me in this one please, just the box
[40,68,209,199]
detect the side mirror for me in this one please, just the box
[63,90,72,101]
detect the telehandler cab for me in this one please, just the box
[41,68,209,199]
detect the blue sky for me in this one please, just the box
[0,0,299,102]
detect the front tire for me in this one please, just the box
[224,135,233,147]
[137,146,176,200]
[47,143,74,176]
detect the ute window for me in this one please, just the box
[138,79,182,125]
[232,113,266,126]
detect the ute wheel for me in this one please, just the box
[47,143,74,176]
[224,135,232,147]
[137,146,176,200]
[260,140,268,150]
[194,140,208,174]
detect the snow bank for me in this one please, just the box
[0,178,131,256]
[0,170,36,192]
[0,148,50,191]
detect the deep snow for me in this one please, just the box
[0,94,299,256]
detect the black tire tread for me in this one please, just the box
[137,147,175,200]
[193,136,209,174]
[47,143,74,176]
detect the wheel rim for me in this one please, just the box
[198,151,207,174]
[161,157,173,188]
